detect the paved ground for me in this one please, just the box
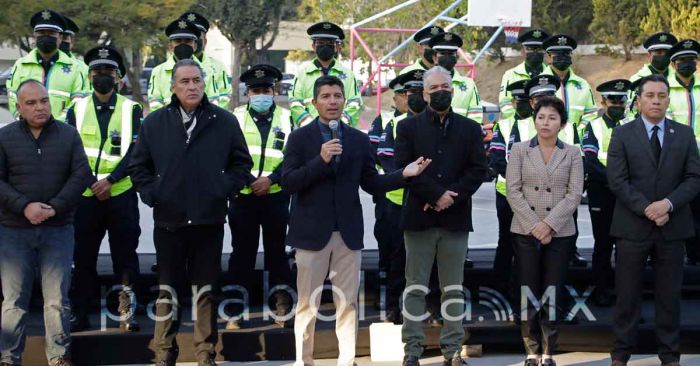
[113,353,700,366]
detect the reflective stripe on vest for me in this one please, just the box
[234,106,291,195]
[386,113,408,206]
[75,95,137,197]
[590,118,613,166]
[494,118,516,196]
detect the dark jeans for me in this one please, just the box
[71,189,141,316]
[612,230,684,364]
[687,196,700,262]
[227,192,292,301]
[587,182,616,292]
[0,225,74,364]
[152,225,224,362]
[514,233,575,356]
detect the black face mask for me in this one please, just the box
[59,41,71,54]
[651,54,671,71]
[515,100,533,118]
[315,44,336,62]
[437,54,457,71]
[407,93,427,114]
[429,90,452,112]
[36,35,58,53]
[173,44,194,60]
[423,48,436,64]
[525,52,544,68]
[606,106,626,121]
[552,53,572,71]
[676,61,697,78]
[92,74,116,94]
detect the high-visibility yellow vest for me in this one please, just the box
[494,117,516,196]
[234,105,292,195]
[74,94,138,197]
[385,113,408,206]
[587,117,614,166]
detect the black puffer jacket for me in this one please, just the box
[129,95,252,229]
[0,118,91,227]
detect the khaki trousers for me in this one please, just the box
[294,232,361,366]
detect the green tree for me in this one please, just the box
[531,0,594,42]
[589,0,648,60]
[641,0,700,40]
[194,0,297,107]
[0,0,195,103]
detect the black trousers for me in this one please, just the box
[227,192,292,307]
[612,230,684,364]
[493,193,516,299]
[153,224,224,361]
[384,201,406,311]
[587,182,616,292]
[374,195,392,273]
[687,196,700,262]
[70,188,141,315]
[514,233,575,355]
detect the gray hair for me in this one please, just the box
[170,59,205,86]
[423,66,452,88]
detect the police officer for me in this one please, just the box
[630,32,678,82]
[66,46,141,332]
[289,21,362,127]
[427,32,483,123]
[58,15,90,78]
[399,26,444,75]
[498,29,550,119]
[226,65,293,330]
[7,9,87,120]
[180,11,232,109]
[667,39,700,266]
[376,70,426,323]
[490,80,533,302]
[581,79,631,306]
[541,34,597,135]
[147,18,218,112]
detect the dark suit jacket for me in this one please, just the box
[282,119,405,251]
[394,108,488,232]
[607,117,700,241]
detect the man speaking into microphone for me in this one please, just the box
[282,75,431,366]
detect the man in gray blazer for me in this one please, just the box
[607,74,700,366]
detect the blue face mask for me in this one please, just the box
[249,94,274,113]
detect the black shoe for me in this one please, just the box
[443,356,469,366]
[464,257,474,269]
[386,308,402,324]
[402,355,420,366]
[540,359,556,366]
[151,262,159,273]
[69,312,90,332]
[571,252,588,267]
[524,359,539,366]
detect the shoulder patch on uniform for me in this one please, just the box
[62,65,72,74]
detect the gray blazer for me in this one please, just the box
[506,137,584,237]
[607,118,700,241]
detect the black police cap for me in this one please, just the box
[506,79,530,99]
[61,15,79,36]
[643,32,677,51]
[525,74,561,97]
[307,22,345,41]
[30,9,66,33]
[517,29,550,46]
[543,34,577,52]
[413,26,444,44]
[84,46,126,77]
[165,18,199,40]
[240,64,283,88]
[428,32,463,51]
[669,39,700,61]
[181,12,210,33]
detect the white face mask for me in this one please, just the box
[249,94,274,113]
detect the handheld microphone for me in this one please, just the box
[329,120,341,163]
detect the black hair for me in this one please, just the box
[534,96,568,125]
[313,75,345,99]
[16,79,45,96]
[637,74,670,96]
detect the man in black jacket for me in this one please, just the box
[129,59,252,366]
[282,75,430,366]
[0,80,91,366]
[395,66,488,366]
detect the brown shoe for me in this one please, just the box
[49,357,74,366]
[610,361,626,366]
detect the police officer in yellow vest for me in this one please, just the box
[65,46,141,332]
[666,39,700,266]
[376,70,426,323]
[226,64,293,330]
[180,11,232,109]
[541,34,597,135]
[498,28,550,119]
[489,80,533,302]
[399,26,444,75]
[427,32,483,123]
[631,32,678,83]
[7,9,87,120]
[289,22,362,127]
[58,15,90,79]
[581,79,631,306]
[148,18,218,113]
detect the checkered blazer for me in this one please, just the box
[506,137,584,237]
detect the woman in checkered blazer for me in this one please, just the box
[505,96,584,366]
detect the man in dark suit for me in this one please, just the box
[282,75,430,366]
[395,66,489,366]
[607,74,700,366]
